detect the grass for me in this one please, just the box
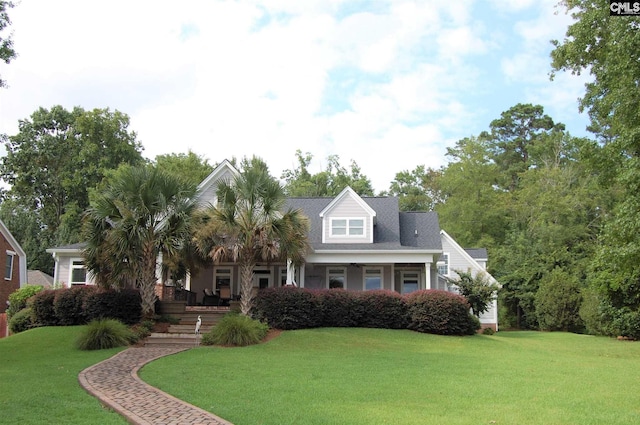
[141,328,640,425]
[0,326,128,425]
[2,327,640,425]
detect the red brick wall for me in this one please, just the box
[0,232,21,314]
[0,313,6,338]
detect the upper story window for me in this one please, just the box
[5,251,15,280]
[438,253,449,276]
[70,259,88,285]
[331,218,364,237]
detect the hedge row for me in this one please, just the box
[29,287,142,327]
[253,287,479,336]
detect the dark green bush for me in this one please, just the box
[84,289,142,325]
[253,287,322,330]
[54,286,97,325]
[76,319,134,350]
[201,313,269,346]
[319,289,363,327]
[6,285,43,319]
[30,290,58,326]
[610,308,640,340]
[131,320,155,342]
[357,290,408,329]
[534,268,583,332]
[9,307,34,333]
[405,290,479,336]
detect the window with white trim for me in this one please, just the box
[70,259,88,285]
[280,268,287,286]
[437,253,449,276]
[5,251,15,280]
[401,271,420,294]
[328,267,346,289]
[330,218,365,236]
[214,268,232,290]
[364,268,382,290]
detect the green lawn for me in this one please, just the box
[2,327,639,425]
[142,328,640,425]
[0,326,128,425]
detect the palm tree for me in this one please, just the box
[194,157,309,315]
[83,164,198,317]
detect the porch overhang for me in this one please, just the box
[306,249,439,264]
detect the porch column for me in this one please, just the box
[185,272,191,291]
[286,259,295,286]
[299,263,306,288]
[425,263,431,290]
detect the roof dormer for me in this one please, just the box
[319,187,376,244]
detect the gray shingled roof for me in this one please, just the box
[286,196,441,251]
[465,248,488,259]
[27,270,54,287]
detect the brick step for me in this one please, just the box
[168,324,215,334]
[144,332,206,347]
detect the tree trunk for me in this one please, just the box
[239,260,255,316]
[139,244,158,318]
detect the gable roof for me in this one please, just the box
[196,159,238,205]
[318,186,376,219]
[440,230,498,284]
[0,219,28,286]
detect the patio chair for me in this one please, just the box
[202,288,218,306]
[218,285,232,306]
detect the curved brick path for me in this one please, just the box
[79,347,233,425]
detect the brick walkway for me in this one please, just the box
[79,347,233,425]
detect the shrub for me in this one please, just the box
[579,286,608,336]
[54,286,97,325]
[609,308,640,340]
[357,290,408,329]
[155,314,180,324]
[405,290,479,336]
[131,320,155,342]
[76,319,134,350]
[201,313,269,346]
[534,268,583,332]
[31,290,58,326]
[253,287,322,330]
[482,327,495,335]
[319,289,363,327]
[6,285,43,319]
[84,289,142,325]
[9,308,34,333]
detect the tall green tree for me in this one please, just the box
[0,106,143,271]
[387,165,444,211]
[552,0,640,334]
[436,135,506,248]
[195,157,309,315]
[483,103,564,191]
[0,1,16,88]
[83,165,198,316]
[154,150,214,187]
[282,150,374,197]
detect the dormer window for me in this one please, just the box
[331,218,364,237]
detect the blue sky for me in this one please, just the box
[0,0,590,192]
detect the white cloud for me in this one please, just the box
[0,0,590,193]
